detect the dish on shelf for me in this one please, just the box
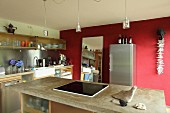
[51,44,59,48]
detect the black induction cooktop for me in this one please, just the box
[53,81,109,97]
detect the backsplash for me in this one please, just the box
[0,49,48,73]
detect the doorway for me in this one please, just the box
[81,36,103,82]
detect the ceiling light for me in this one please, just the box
[76,22,81,32]
[123,0,130,29]
[43,0,48,36]
[76,0,81,32]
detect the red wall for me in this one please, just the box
[60,17,170,105]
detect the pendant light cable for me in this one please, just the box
[78,0,80,25]
[43,0,47,29]
[123,0,130,29]
[76,0,81,32]
[125,0,127,18]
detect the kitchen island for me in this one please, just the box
[11,77,166,113]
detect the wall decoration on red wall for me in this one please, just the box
[156,28,166,75]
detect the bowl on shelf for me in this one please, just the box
[44,45,48,48]
[46,44,51,48]
[51,44,58,48]
[58,44,63,48]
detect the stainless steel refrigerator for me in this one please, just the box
[109,44,136,86]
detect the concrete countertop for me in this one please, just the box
[0,71,34,81]
[11,77,166,113]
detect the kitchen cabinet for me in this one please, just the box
[21,94,93,113]
[0,71,34,113]
[0,32,66,50]
[0,71,34,82]
[54,65,73,79]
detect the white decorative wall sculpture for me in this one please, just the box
[157,39,164,75]
[156,28,166,75]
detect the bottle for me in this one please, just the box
[122,35,125,44]
[118,34,122,44]
[129,36,132,44]
[125,35,128,44]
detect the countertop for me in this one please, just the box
[11,77,166,113]
[0,71,34,82]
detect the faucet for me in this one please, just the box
[33,56,39,67]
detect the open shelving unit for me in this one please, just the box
[82,49,95,66]
[0,32,66,50]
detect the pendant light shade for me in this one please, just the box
[123,17,130,29]
[76,22,81,32]
[76,0,81,32]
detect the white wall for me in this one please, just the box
[0,18,59,38]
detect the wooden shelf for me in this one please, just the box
[82,55,95,60]
[36,36,66,50]
[82,50,95,60]
[24,105,44,113]
[0,46,37,50]
[14,46,37,49]
[0,32,66,50]
[0,46,13,49]
[45,48,66,50]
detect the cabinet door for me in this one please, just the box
[50,101,93,113]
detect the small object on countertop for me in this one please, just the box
[119,99,127,107]
[133,103,146,110]
[112,86,137,103]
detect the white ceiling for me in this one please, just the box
[0,0,170,31]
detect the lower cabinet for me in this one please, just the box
[21,94,49,113]
[54,65,73,79]
[50,101,93,113]
[21,94,93,113]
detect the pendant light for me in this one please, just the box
[76,0,81,32]
[43,0,48,36]
[123,0,130,29]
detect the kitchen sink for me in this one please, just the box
[34,67,55,78]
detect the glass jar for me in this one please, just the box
[12,66,17,74]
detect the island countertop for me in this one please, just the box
[11,77,166,113]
